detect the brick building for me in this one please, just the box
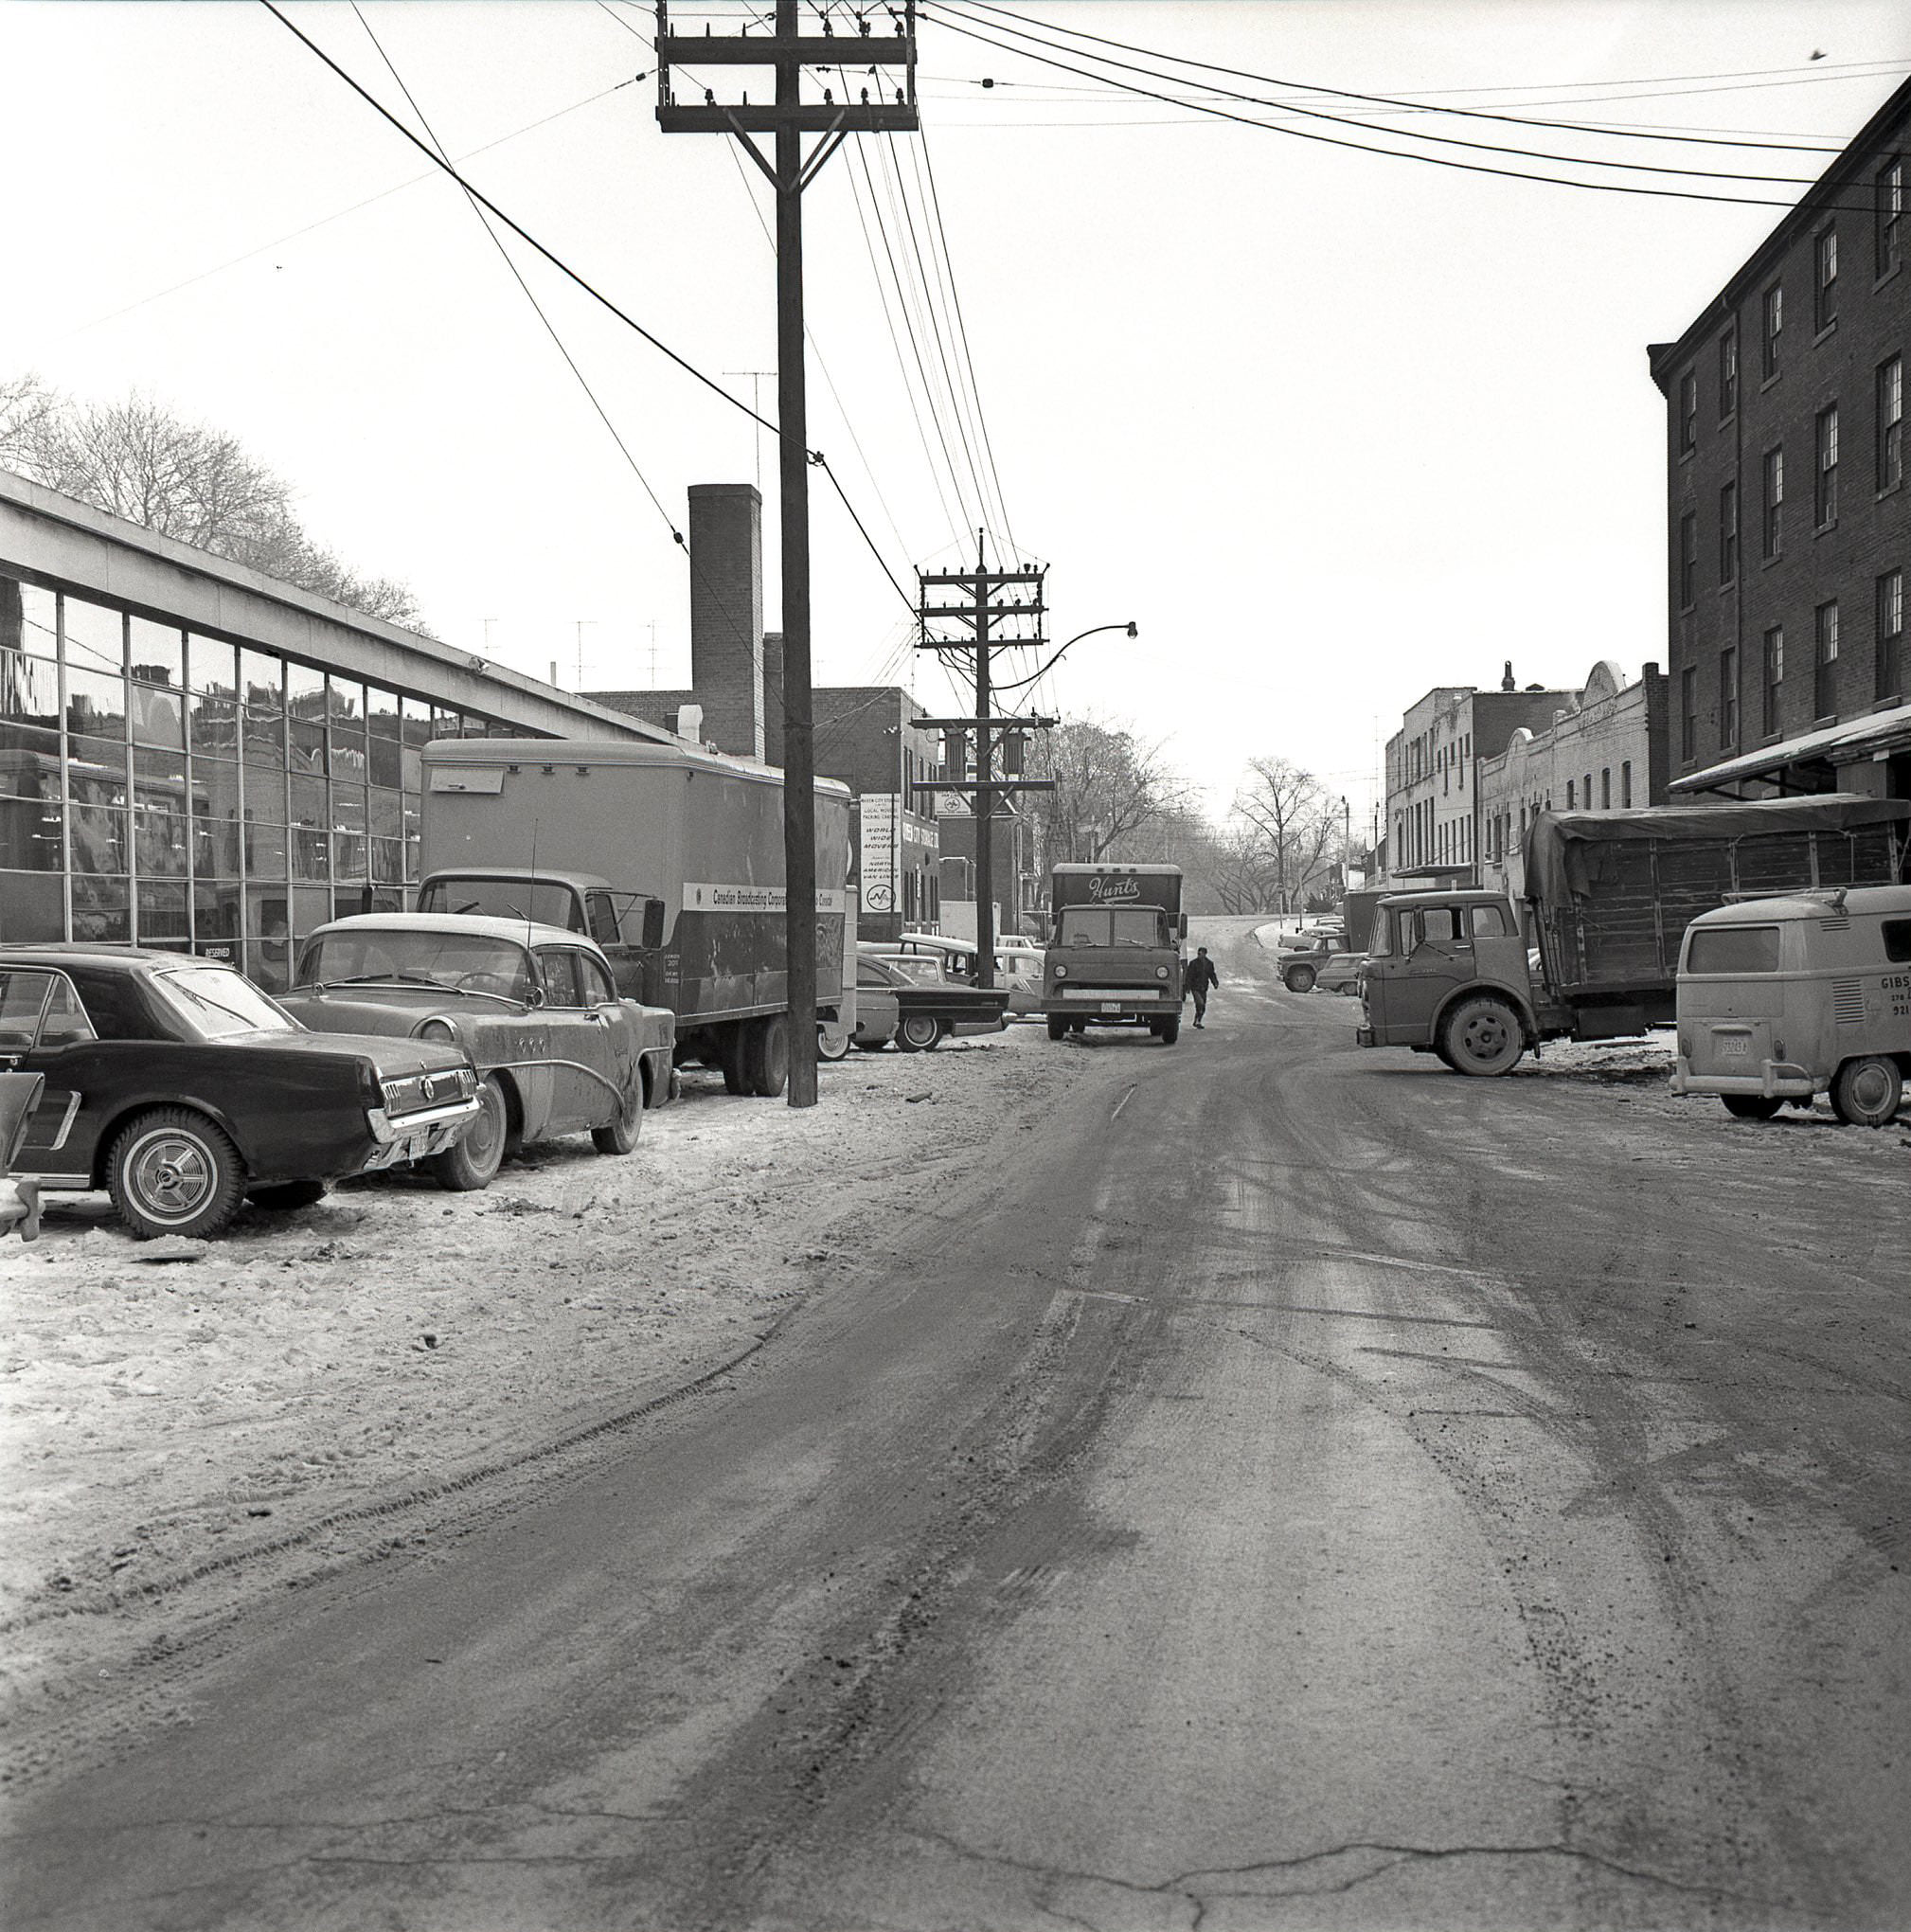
[1476,659,1670,896]
[1382,667,1581,884]
[1649,80,1909,803]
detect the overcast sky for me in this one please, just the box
[5,2,1907,828]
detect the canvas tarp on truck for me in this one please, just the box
[1524,795,1909,997]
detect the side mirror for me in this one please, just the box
[641,898,667,951]
[1178,914,1188,939]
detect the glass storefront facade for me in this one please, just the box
[1,569,522,990]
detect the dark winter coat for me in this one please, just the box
[1183,956,1220,994]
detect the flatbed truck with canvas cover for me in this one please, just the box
[1356,795,1909,1076]
[1042,863,1188,1045]
[416,739,853,1098]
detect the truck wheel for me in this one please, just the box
[744,1014,791,1097]
[721,1027,749,1095]
[1829,1056,1903,1128]
[592,1081,644,1154]
[1283,964,1316,993]
[247,1179,329,1210]
[1158,1015,1180,1046]
[896,1013,943,1053]
[107,1107,247,1242]
[1439,996,1525,1077]
[431,1075,509,1191]
[1046,1014,1068,1041]
[1721,1095,1784,1121]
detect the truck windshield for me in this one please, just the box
[299,931,535,1002]
[1059,907,1165,947]
[418,878,584,931]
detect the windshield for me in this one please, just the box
[151,966,299,1038]
[1058,906,1166,948]
[298,930,534,1002]
[417,878,584,931]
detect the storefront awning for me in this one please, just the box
[1670,700,1911,793]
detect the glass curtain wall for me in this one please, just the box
[1,569,502,981]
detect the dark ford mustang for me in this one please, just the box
[0,946,481,1241]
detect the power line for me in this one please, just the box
[922,7,1893,214]
[929,5,1835,190]
[954,2,1860,156]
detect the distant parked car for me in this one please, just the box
[0,945,480,1240]
[1274,934,1364,994]
[852,954,1010,1052]
[280,914,670,1190]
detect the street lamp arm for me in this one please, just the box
[992,620,1137,697]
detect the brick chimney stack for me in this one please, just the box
[688,483,765,760]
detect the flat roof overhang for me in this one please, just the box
[1670,701,1911,795]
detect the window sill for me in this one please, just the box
[1813,519,1838,538]
[1875,262,1902,293]
[1813,320,1838,346]
[1760,552,1784,569]
[1878,479,1904,502]
[1759,371,1781,392]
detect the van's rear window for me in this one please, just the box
[1687,925,1781,974]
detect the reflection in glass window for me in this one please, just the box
[0,870,63,938]
[72,874,132,943]
[188,686,239,760]
[129,615,186,689]
[62,595,124,675]
[69,803,128,876]
[138,881,190,943]
[1,575,59,656]
[0,797,62,872]
[194,813,241,879]
[65,663,129,766]
[1469,903,1512,938]
[131,680,185,748]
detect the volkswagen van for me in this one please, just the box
[1670,886,1911,1127]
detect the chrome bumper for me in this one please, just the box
[1670,1055,1814,1100]
[363,1095,483,1170]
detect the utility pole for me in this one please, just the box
[657,0,918,1108]
[913,537,1053,987]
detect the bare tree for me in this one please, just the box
[2,377,421,629]
[1232,756,1342,914]
[1026,717,1191,871]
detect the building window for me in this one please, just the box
[1878,155,1904,278]
[1761,282,1782,379]
[1879,356,1903,492]
[1620,760,1633,808]
[1720,646,1739,747]
[1679,511,1698,608]
[1718,327,1738,418]
[1814,224,1838,331]
[1762,625,1784,736]
[1566,779,1576,810]
[1814,600,1840,719]
[1679,370,1698,455]
[1814,405,1838,527]
[1600,767,1611,809]
[1879,568,1904,700]
[1719,481,1739,582]
[1762,446,1783,557]
[1681,664,1698,760]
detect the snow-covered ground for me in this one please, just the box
[0,1028,1095,1773]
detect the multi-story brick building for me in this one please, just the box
[1476,659,1670,896]
[1382,667,1581,884]
[1649,79,1909,804]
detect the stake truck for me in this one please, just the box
[416,738,853,1097]
[1356,795,1909,1076]
[1042,862,1188,1044]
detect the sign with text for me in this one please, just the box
[860,795,900,914]
[684,884,848,913]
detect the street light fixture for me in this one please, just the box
[993,620,1139,694]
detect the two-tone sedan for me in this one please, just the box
[0,946,481,1241]
[851,953,1011,1052]
[280,915,670,1190]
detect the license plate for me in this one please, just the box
[1101,1000,1124,1013]
[1716,1033,1750,1058]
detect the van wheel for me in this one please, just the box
[744,1014,790,1097]
[1829,1056,1903,1128]
[1283,964,1316,993]
[1721,1095,1783,1120]
[1046,1014,1068,1041]
[1158,1015,1180,1046]
[1439,996,1525,1077]
[108,1107,247,1242]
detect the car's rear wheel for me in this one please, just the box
[896,1013,943,1052]
[247,1179,329,1210]
[817,1022,850,1063]
[108,1107,246,1242]
[1283,964,1317,993]
[592,1078,644,1154]
[1721,1094,1784,1121]
[430,1075,509,1191]
[744,1013,791,1097]
[1829,1055,1903,1128]
[1439,995,1525,1077]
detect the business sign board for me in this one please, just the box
[860,795,901,914]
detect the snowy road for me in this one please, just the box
[8,919,1907,1930]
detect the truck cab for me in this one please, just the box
[1041,863,1188,1046]
[1357,891,1537,1074]
[417,868,665,1000]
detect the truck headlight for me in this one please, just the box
[1054,962,1068,978]
[1154,965,1169,979]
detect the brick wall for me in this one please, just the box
[687,483,764,760]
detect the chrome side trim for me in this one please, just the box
[46,1089,84,1153]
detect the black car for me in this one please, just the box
[851,954,1011,1052]
[0,946,482,1241]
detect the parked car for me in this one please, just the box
[0,946,481,1240]
[873,932,981,980]
[1275,935,1364,994]
[851,954,1011,1052]
[280,914,670,1190]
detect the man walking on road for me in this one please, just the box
[1184,946,1219,1029]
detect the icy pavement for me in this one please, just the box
[0,1026,1090,1768]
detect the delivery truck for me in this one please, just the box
[1042,862,1188,1044]
[1356,795,1909,1076]
[416,738,853,1097]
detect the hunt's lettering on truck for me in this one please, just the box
[1086,875,1144,903]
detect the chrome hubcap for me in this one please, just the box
[130,1134,214,1221]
